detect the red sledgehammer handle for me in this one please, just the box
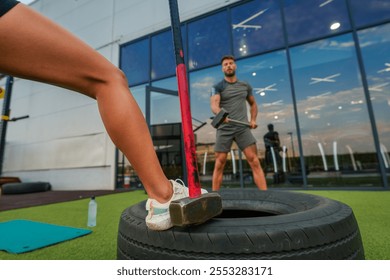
[169,0,201,198]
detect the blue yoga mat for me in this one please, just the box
[0,220,92,254]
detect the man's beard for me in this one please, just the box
[224,70,235,77]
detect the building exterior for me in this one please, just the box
[0,0,389,190]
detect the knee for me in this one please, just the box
[101,67,128,89]
[87,66,128,98]
[214,157,226,170]
[247,155,261,168]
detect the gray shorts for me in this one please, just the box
[214,128,256,153]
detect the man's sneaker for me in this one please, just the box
[145,179,207,231]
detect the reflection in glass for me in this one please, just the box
[130,84,147,116]
[120,39,149,86]
[290,34,382,186]
[151,78,181,125]
[350,0,390,28]
[283,0,350,44]
[188,11,230,70]
[236,53,299,180]
[117,0,390,188]
[151,124,183,180]
[231,0,283,58]
[190,66,227,184]
[151,31,176,80]
[358,24,390,184]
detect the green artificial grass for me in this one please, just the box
[0,190,148,260]
[299,190,390,260]
[0,189,389,260]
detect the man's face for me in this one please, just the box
[222,59,236,77]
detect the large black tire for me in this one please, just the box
[0,176,21,186]
[117,189,364,260]
[1,182,51,194]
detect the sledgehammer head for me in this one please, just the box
[211,108,229,129]
[169,193,222,226]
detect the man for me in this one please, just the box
[210,55,267,191]
[263,123,282,172]
[263,123,282,165]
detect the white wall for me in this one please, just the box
[1,0,239,190]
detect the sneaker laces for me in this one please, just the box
[174,178,186,186]
[174,179,208,195]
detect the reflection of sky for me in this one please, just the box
[231,0,284,57]
[188,11,230,70]
[190,31,389,157]
[350,0,390,28]
[283,0,351,44]
[359,24,390,150]
[127,16,389,161]
[290,34,377,154]
[151,78,181,125]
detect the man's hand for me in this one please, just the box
[250,120,258,129]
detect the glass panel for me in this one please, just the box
[150,77,180,125]
[149,79,183,180]
[190,53,300,187]
[358,24,390,184]
[120,39,149,86]
[151,124,183,180]
[130,84,147,116]
[190,66,226,187]
[116,84,148,189]
[188,11,230,70]
[151,31,176,80]
[283,0,351,45]
[290,34,382,187]
[189,66,221,126]
[236,53,300,185]
[350,0,390,28]
[231,0,284,58]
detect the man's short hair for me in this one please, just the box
[221,55,235,64]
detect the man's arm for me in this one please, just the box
[210,93,221,115]
[247,95,258,129]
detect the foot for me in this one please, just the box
[145,179,207,231]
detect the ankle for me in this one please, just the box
[154,180,173,204]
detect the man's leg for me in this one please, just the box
[242,144,267,190]
[212,152,228,191]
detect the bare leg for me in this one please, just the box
[0,4,172,202]
[242,144,267,190]
[212,152,227,191]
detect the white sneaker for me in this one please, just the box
[145,179,207,231]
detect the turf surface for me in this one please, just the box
[0,189,388,260]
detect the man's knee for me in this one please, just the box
[247,156,260,168]
[214,154,227,170]
[244,149,261,168]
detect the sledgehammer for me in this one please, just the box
[168,0,222,226]
[211,108,252,129]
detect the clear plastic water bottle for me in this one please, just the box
[87,196,97,227]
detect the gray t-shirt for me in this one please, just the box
[212,79,253,130]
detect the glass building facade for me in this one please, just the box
[118,0,390,189]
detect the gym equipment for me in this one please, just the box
[211,107,251,128]
[117,189,365,260]
[168,0,222,226]
[0,76,29,176]
[1,182,51,195]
